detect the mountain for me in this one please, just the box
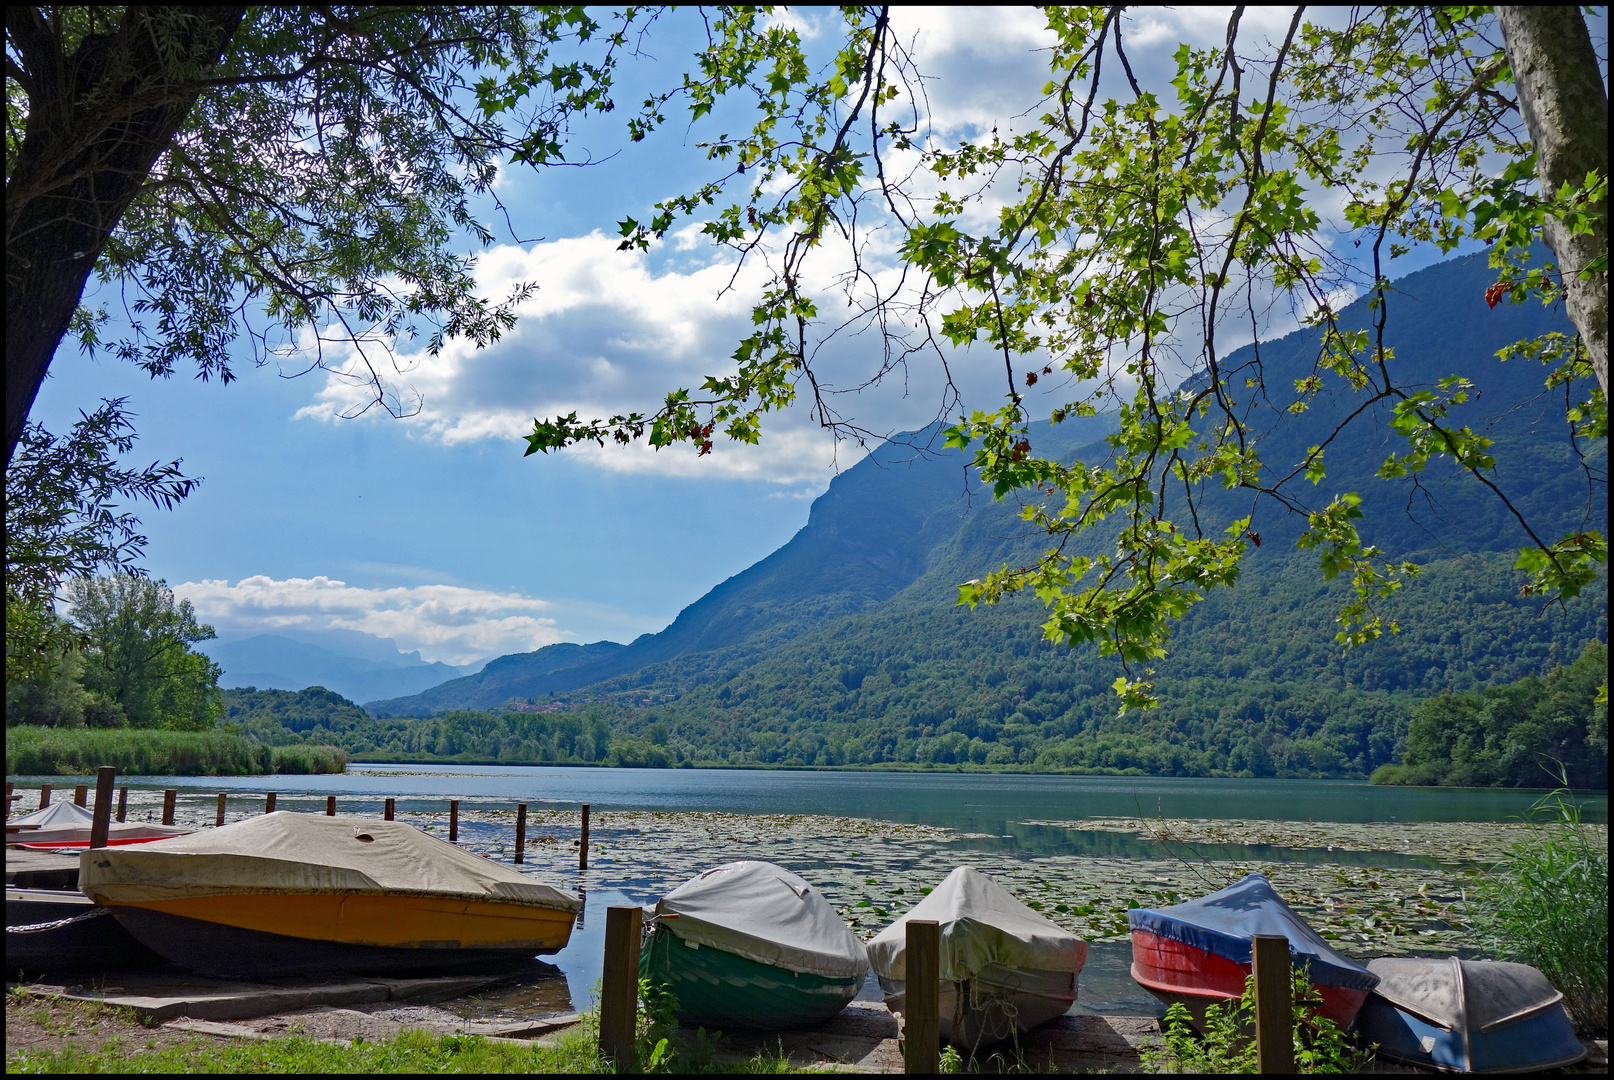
[364,413,1118,715]
[362,252,1606,777]
[203,630,479,704]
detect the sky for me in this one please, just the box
[26,7,1603,667]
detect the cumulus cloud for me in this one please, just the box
[287,9,1359,484]
[294,232,879,484]
[175,576,565,666]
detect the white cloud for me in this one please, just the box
[175,576,564,666]
[287,8,1367,489]
[293,231,865,484]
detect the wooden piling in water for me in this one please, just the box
[38,784,52,809]
[384,797,395,821]
[116,786,128,822]
[89,767,116,850]
[514,803,527,864]
[265,792,276,814]
[1253,934,1293,1074]
[600,904,642,1072]
[904,919,940,1074]
[326,795,337,817]
[449,800,459,842]
[216,792,228,827]
[161,789,177,826]
[73,784,88,807]
[580,803,590,871]
[5,781,12,820]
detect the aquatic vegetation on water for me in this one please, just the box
[444,808,1488,958]
[1038,817,1608,863]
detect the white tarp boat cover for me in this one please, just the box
[1368,957,1565,1032]
[79,811,581,911]
[654,861,868,980]
[7,799,192,846]
[867,866,1088,983]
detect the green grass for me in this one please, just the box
[1473,784,1608,1037]
[8,1022,806,1075]
[4,726,347,776]
[6,1026,607,1074]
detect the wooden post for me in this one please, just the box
[39,783,52,809]
[5,781,12,820]
[265,792,276,814]
[904,919,940,1074]
[73,784,88,806]
[326,795,337,817]
[1253,934,1294,1074]
[89,767,116,850]
[579,803,590,871]
[384,797,395,821]
[161,789,177,826]
[449,799,460,842]
[599,904,643,1073]
[116,786,128,822]
[216,792,228,827]
[514,803,527,864]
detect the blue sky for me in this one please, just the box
[31,8,1593,666]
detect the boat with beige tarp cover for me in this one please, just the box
[869,866,1088,1051]
[78,811,581,978]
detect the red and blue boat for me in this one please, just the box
[1127,873,1378,1029]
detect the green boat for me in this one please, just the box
[639,861,869,1030]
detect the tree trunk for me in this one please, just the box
[1496,6,1610,396]
[5,6,245,468]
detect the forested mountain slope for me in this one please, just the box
[367,412,1118,714]
[366,253,1606,778]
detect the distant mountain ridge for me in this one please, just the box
[366,251,1606,733]
[203,629,480,705]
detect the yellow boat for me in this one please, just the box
[79,811,580,978]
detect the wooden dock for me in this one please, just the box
[5,848,79,890]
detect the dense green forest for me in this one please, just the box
[1371,642,1607,788]
[223,686,619,765]
[230,560,1603,781]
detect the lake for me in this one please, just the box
[29,762,1603,829]
[11,765,1603,1016]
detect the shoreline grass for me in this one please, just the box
[5,726,347,777]
[1472,786,1609,1037]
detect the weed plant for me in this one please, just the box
[5,725,346,776]
[1142,965,1373,1074]
[1473,783,1608,1036]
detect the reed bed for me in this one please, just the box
[4,726,347,776]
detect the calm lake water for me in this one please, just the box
[12,766,1603,1016]
[26,763,1604,827]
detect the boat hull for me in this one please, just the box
[880,964,1077,1050]
[1130,929,1368,1030]
[6,891,165,974]
[109,905,567,979]
[641,923,861,1030]
[93,890,576,979]
[1354,992,1586,1073]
